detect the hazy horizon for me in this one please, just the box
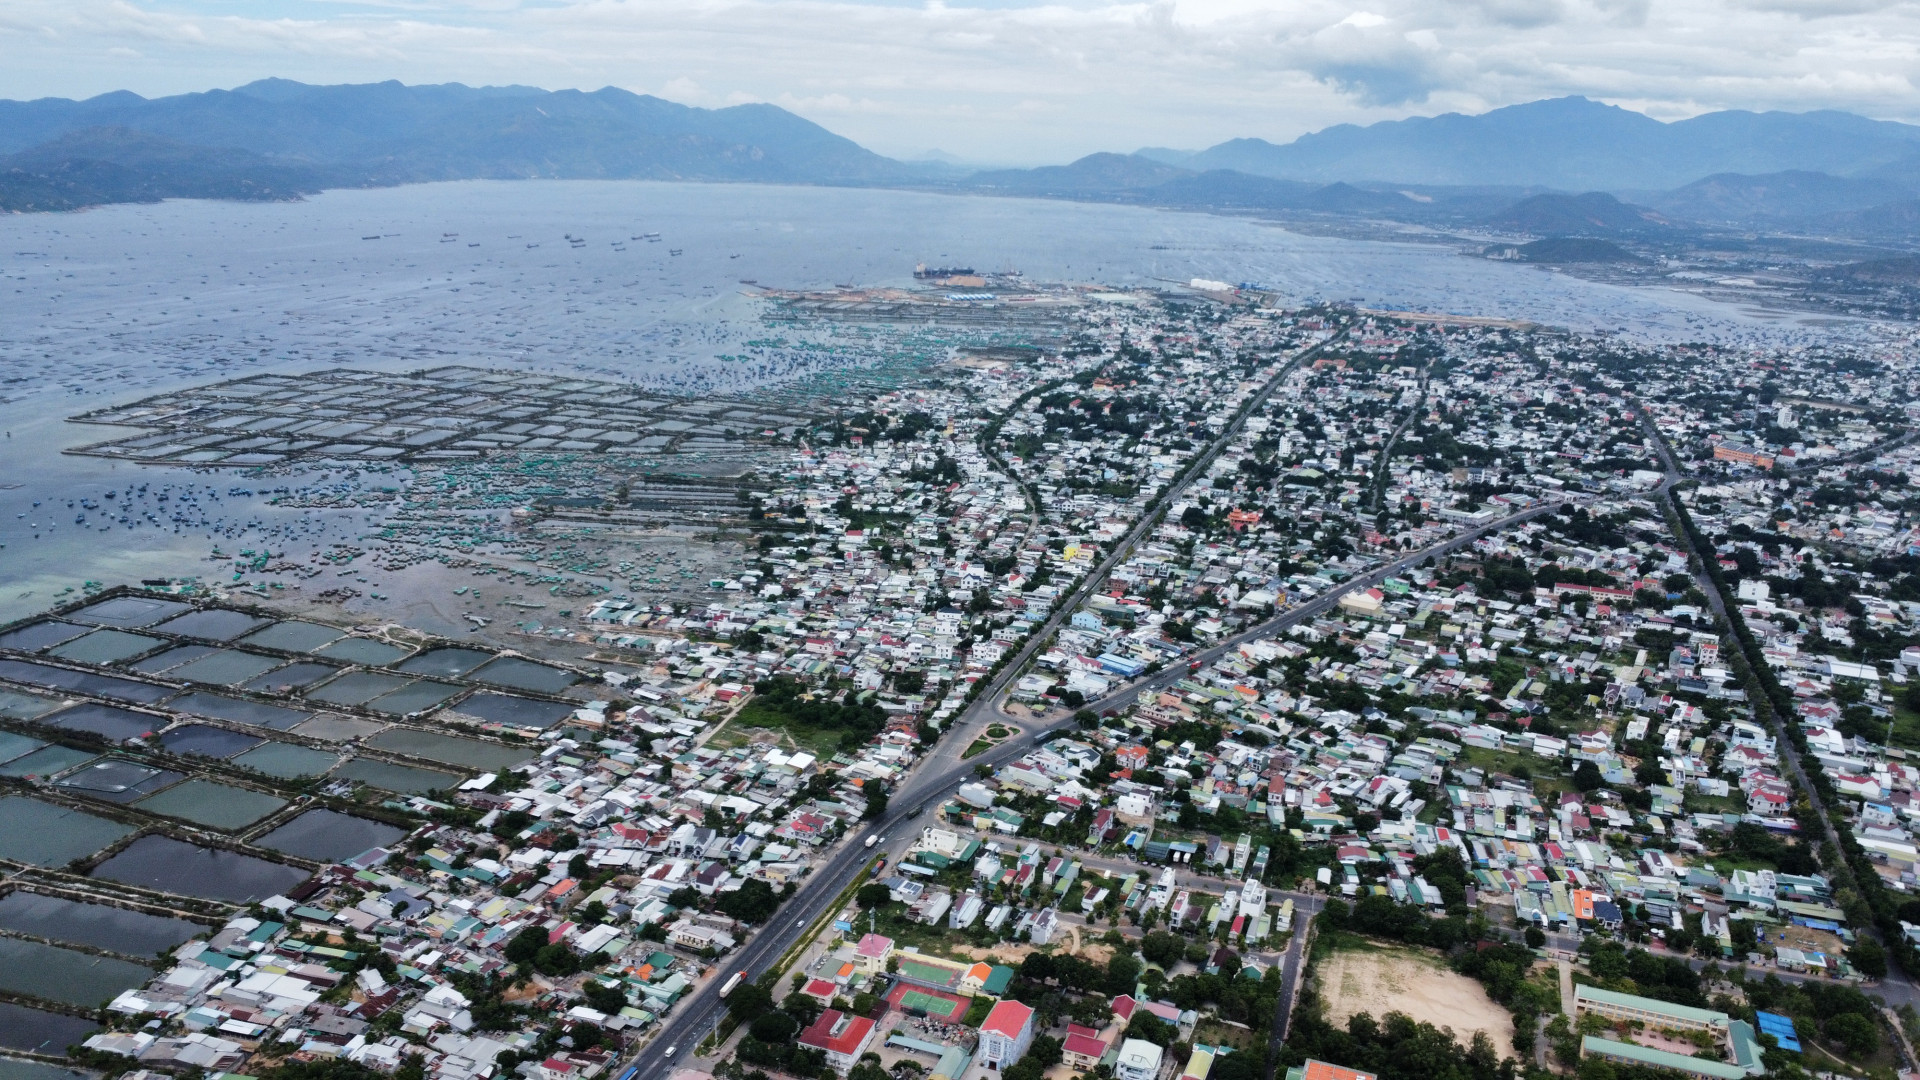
[4,0,1918,166]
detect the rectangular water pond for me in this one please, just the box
[332,757,459,794]
[307,670,412,707]
[0,1001,99,1056]
[291,715,385,742]
[55,759,182,803]
[0,796,132,865]
[133,779,286,830]
[0,621,89,652]
[0,688,58,721]
[166,649,284,686]
[68,595,190,628]
[0,892,203,955]
[0,660,170,703]
[239,620,344,653]
[170,692,312,731]
[127,643,220,674]
[366,680,462,716]
[159,724,264,759]
[397,647,495,678]
[242,661,341,693]
[470,656,579,694]
[231,742,338,778]
[443,692,574,730]
[46,629,164,665]
[0,745,96,780]
[313,637,411,666]
[255,809,407,862]
[90,835,309,902]
[0,731,45,766]
[37,703,163,741]
[0,937,153,1008]
[365,729,533,771]
[152,609,269,641]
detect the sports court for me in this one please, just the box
[885,980,969,1021]
[896,957,967,989]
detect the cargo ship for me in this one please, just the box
[914,263,975,279]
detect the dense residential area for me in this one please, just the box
[8,292,1920,1080]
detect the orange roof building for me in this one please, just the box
[1288,1061,1379,1080]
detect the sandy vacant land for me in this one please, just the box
[1318,946,1515,1059]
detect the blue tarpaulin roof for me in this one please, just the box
[1756,1011,1800,1052]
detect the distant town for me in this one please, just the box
[5,279,1920,1080]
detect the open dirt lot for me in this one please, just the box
[1317,946,1515,1059]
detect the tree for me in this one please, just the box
[1124,1013,1173,1047]
[857,883,892,910]
[259,1060,387,1080]
[729,980,776,1022]
[491,809,532,839]
[1573,761,1604,792]
[1140,931,1185,969]
[1824,1011,1878,1057]
[749,1011,799,1043]
[533,942,582,976]
[1525,926,1546,948]
[503,925,547,967]
[781,991,824,1027]
[1848,938,1888,979]
[580,980,627,1015]
[863,782,890,821]
[716,879,780,924]
[1102,951,1142,997]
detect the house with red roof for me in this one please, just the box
[1062,1024,1108,1070]
[798,1009,877,1074]
[977,999,1035,1069]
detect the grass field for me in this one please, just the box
[706,720,844,757]
[1886,705,1920,752]
[1458,745,1572,797]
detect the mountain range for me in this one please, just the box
[4,79,1920,240]
[0,78,911,211]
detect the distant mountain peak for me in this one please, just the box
[1181,96,1920,190]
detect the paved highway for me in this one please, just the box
[622,331,1600,1079]
[623,333,1348,1078]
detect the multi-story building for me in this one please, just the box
[977,999,1036,1069]
[1115,1039,1165,1080]
[798,1010,877,1074]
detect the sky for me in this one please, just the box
[2,0,1917,164]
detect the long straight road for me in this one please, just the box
[624,331,1588,1080]
[621,333,1356,1078]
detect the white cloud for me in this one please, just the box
[0,0,1916,162]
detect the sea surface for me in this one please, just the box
[0,180,1874,613]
